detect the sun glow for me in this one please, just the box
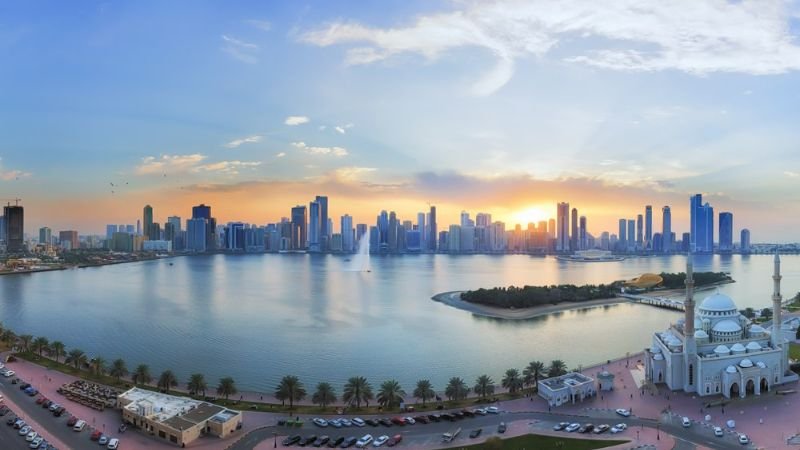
[512,206,549,226]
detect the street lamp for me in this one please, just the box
[273,432,277,448]
[657,424,660,440]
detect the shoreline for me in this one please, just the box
[431,291,631,320]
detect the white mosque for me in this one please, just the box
[645,253,798,398]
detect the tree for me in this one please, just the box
[377,380,406,409]
[523,360,545,393]
[343,376,374,409]
[445,377,469,401]
[109,359,128,381]
[90,357,107,376]
[1,330,15,347]
[413,380,435,406]
[761,308,773,319]
[275,375,307,409]
[19,334,33,352]
[473,374,495,399]
[217,377,237,400]
[65,348,88,370]
[158,370,178,393]
[50,341,65,363]
[548,360,568,378]
[32,336,49,357]
[502,369,524,395]
[188,373,207,397]
[132,364,152,385]
[312,382,337,409]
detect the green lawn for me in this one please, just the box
[444,434,627,450]
[789,342,800,361]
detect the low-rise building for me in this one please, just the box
[538,372,596,407]
[117,388,241,446]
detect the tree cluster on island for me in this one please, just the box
[462,271,732,309]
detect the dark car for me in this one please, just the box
[579,424,594,434]
[497,422,506,433]
[53,407,66,417]
[20,383,30,390]
[282,435,301,446]
[365,419,379,427]
[386,434,403,447]
[440,413,454,421]
[378,418,393,427]
[390,417,405,426]
[67,416,79,427]
[43,400,53,409]
[428,414,441,422]
[462,409,475,418]
[327,436,345,447]
[313,436,330,447]
[6,416,17,425]
[414,415,429,424]
[340,436,357,448]
[469,428,483,438]
[453,411,465,420]
[300,435,317,447]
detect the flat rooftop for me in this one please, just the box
[540,372,594,390]
[119,388,203,423]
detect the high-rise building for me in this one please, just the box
[192,204,211,220]
[556,202,570,252]
[4,204,24,253]
[690,194,714,253]
[627,220,635,251]
[167,216,181,234]
[187,218,207,252]
[308,200,321,252]
[548,218,556,238]
[447,224,461,253]
[618,218,627,250]
[59,230,79,250]
[740,229,751,253]
[341,214,354,253]
[416,213,426,250]
[143,205,153,239]
[191,204,216,250]
[429,206,437,252]
[290,205,307,250]
[636,214,643,249]
[662,206,672,253]
[570,208,578,251]
[645,205,653,249]
[388,211,398,252]
[460,211,473,228]
[719,212,733,253]
[315,196,329,251]
[476,213,491,228]
[39,227,52,246]
[106,225,118,240]
[579,216,587,250]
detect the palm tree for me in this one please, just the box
[188,373,207,397]
[90,357,107,376]
[19,334,33,352]
[445,377,469,401]
[1,330,15,348]
[32,336,49,356]
[65,348,88,370]
[473,374,495,399]
[158,370,178,393]
[377,380,406,409]
[109,359,128,381]
[413,380,435,406]
[343,376,374,409]
[275,375,307,409]
[548,359,568,378]
[502,369,524,395]
[217,376,237,400]
[523,361,545,393]
[312,382,337,409]
[50,341,65,363]
[132,364,152,385]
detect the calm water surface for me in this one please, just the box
[0,254,796,393]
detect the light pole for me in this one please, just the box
[274,432,277,448]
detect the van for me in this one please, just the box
[73,420,87,431]
[107,438,120,449]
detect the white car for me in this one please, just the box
[714,426,724,437]
[373,435,389,447]
[681,417,691,428]
[329,419,342,428]
[610,423,627,433]
[341,418,352,427]
[474,408,487,415]
[486,406,499,414]
[565,423,580,432]
[312,418,328,427]
[19,425,32,435]
[352,418,365,427]
[107,438,120,450]
[29,437,43,449]
[615,408,631,417]
[356,434,374,448]
[3,370,15,377]
[403,417,415,425]
[26,431,38,441]
[739,434,750,444]
[99,435,109,445]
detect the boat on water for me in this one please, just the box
[556,250,625,262]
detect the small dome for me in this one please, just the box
[746,342,761,351]
[700,292,737,312]
[702,318,711,324]
[695,330,709,339]
[731,343,746,353]
[653,353,664,361]
[756,361,767,369]
[739,359,754,368]
[601,370,610,377]
[714,345,731,355]
[712,320,742,333]
[726,365,737,374]
[750,324,765,334]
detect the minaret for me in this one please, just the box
[683,251,697,391]
[771,251,783,348]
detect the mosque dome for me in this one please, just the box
[699,292,737,312]
[756,361,767,369]
[739,359,754,368]
[695,330,709,339]
[714,345,731,355]
[750,324,765,334]
[731,343,746,353]
[746,342,761,352]
[712,320,742,334]
[725,365,737,374]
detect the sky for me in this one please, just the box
[1,0,800,241]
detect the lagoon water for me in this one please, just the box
[0,253,797,393]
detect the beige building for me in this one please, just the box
[118,388,242,447]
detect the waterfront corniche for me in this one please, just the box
[0,254,794,394]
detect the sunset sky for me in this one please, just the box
[2,1,800,241]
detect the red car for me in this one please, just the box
[36,397,46,405]
[390,417,406,426]
[91,430,103,441]
[67,416,78,427]
[387,434,403,447]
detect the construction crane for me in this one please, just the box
[1,198,22,206]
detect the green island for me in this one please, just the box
[461,271,732,309]
[444,434,626,450]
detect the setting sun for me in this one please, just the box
[512,206,550,226]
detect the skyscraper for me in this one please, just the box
[315,195,329,251]
[740,229,751,253]
[618,218,627,251]
[645,205,653,249]
[570,208,578,251]
[308,200,321,252]
[341,214,354,253]
[429,206,437,252]
[3,204,24,253]
[143,205,153,239]
[636,214,643,249]
[192,204,211,220]
[627,219,635,251]
[476,213,491,228]
[416,212,426,250]
[39,227,52,246]
[556,202,569,252]
[388,211,398,252]
[191,204,216,251]
[187,218,207,252]
[719,212,733,253]
[290,205,307,250]
[579,216,587,250]
[106,224,118,240]
[690,194,714,253]
[662,206,672,253]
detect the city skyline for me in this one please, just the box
[2,1,800,239]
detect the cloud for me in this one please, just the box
[292,141,349,157]
[246,20,272,32]
[319,125,327,131]
[196,160,262,175]
[221,34,259,63]
[335,126,346,134]
[0,157,31,180]
[135,154,261,175]
[285,115,310,126]
[784,171,799,177]
[331,166,377,181]
[225,135,262,148]
[301,0,800,95]
[276,152,286,158]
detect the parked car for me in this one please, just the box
[355,434,374,448]
[340,419,352,427]
[682,417,691,428]
[469,428,482,438]
[352,418,365,427]
[593,424,610,434]
[91,430,103,441]
[403,417,415,425]
[486,406,499,414]
[67,416,79,427]
[312,435,330,447]
[578,424,594,434]
[53,406,66,417]
[36,397,46,405]
[378,418,393,427]
[7,416,18,425]
[615,408,631,417]
[282,435,301,446]
[498,422,507,433]
[414,415,429,424]
[386,434,402,447]
[714,426,724,437]
[428,414,441,422]
[29,436,44,449]
[313,418,329,428]
[372,435,389,447]
[739,434,750,445]
[364,419,379,427]
[26,430,39,442]
[390,417,405,426]
[302,434,318,446]
[99,435,109,445]
[107,439,120,450]
[565,423,580,432]
[473,408,487,415]
[19,425,32,435]
[611,423,627,433]
[553,422,569,431]
[340,436,357,448]
[461,409,474,418]
[327,436,345,447]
